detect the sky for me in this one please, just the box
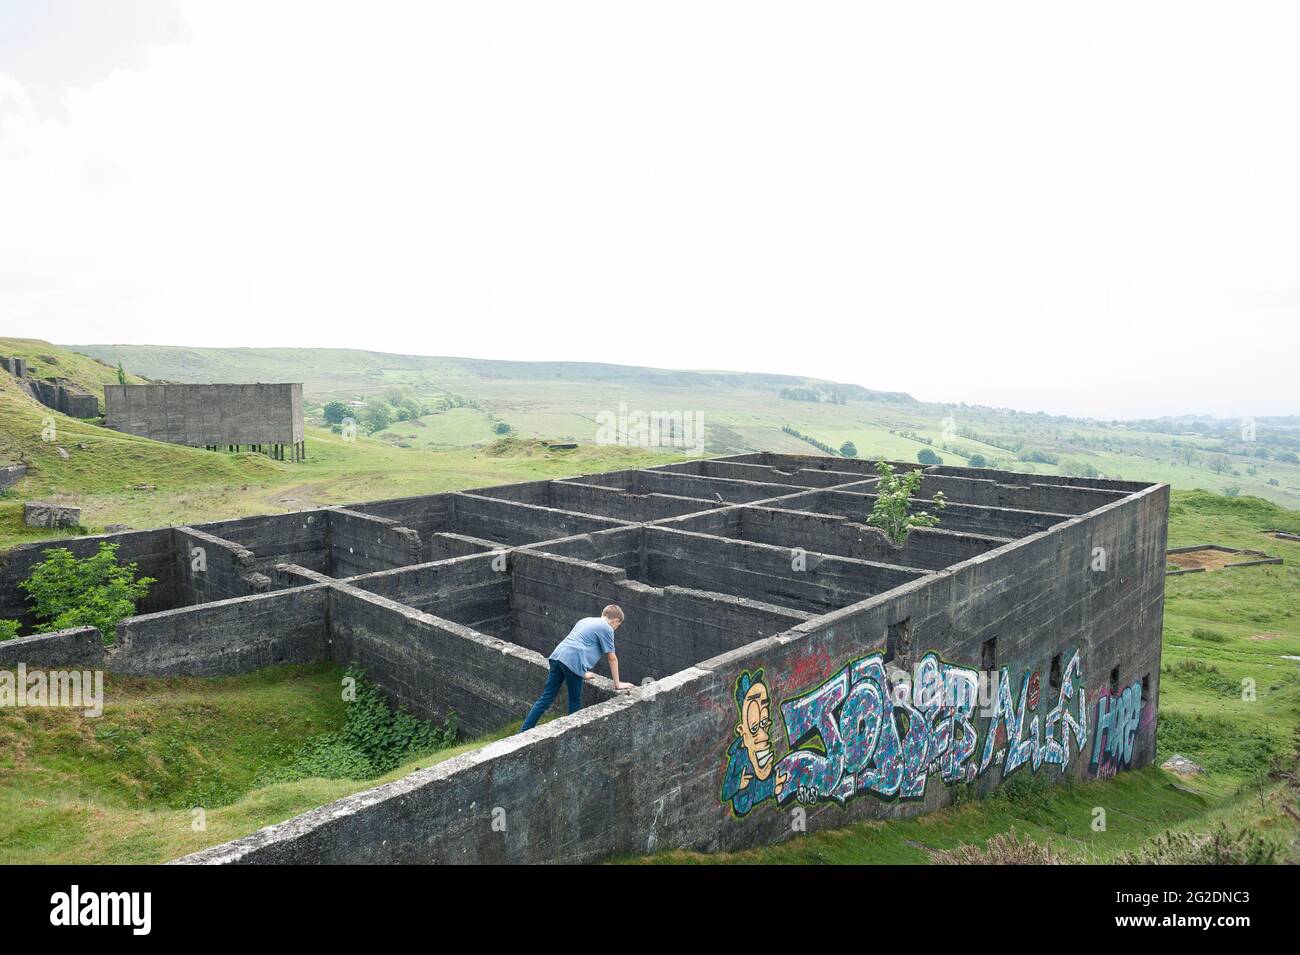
[1,1,1297,420]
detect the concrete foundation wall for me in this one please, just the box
[179,483,1168,865]
[662,506,1007,571]
[0,529,180,631]
[173,527,272,605]
[643,527,927,614]
[509,550,812,684]
[328,584,614,736]
[199,511,330,575]
[450,494,628,545]
[327,508,423,578]
[346,554,511,631]
[109,585,331,677]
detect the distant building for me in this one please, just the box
[103,383,306,461]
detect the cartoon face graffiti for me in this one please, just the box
[720,669,788,816]
[737,672,776,780]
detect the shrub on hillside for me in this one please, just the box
[322,400,352,424]
[916,448,943,466]
[19,542,155,642]
[839,441,857,458]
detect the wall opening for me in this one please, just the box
[1049,653,1062,690]
[1109,667,1120,696]
[1141,673,1150,703]
[980,637,997,672]
[884,618,911,665]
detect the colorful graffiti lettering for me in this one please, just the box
[719,648,1089,814]
[1091,680,1143,773]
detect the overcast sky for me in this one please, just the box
[1,1,1297,419]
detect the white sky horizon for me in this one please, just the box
[3,1,1298,420]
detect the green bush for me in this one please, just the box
[18,542,155,642]
[868,460,946,544]
[322,400,352,424]
[255,667,458,785]
[917,448,943,466]
[0,619,20,641]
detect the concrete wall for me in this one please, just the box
[509,550,812,683]
[173,527,272,605]
[328,584,615,736]
[450,494,629,545]
[0,463,26,491]
[0,529,181,631]
[346,554,511,631]
[199,511,329,575]
[109,585,331,677]
[661,505,1008,571]
[327,508,423,578]
[643,526,927,614]
[103,383,304,446]
[178,483,1168,865]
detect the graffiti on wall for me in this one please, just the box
[720,647,1094,816]
[1090,679,1147,777]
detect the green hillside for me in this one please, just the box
[0,341,682,549]
[73,343,1300,508]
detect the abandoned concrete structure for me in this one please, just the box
[103,383,306,460]
[0,357,100,417]
[0,453,1168,863]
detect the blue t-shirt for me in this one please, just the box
[550,617,616,675]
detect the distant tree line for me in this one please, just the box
[783,425,843,456]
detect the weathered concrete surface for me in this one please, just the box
[23,502,81,529]
[0,463,27,491]
[0,626,105,669]
[175,481,1168,865]
[0,451,1170,865]
[103,383,304,447]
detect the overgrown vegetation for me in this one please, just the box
[928,828,1064,865]
[255,667,458,785]
[867,460,946,544]
[18,542,154,641]
[0,619,19,641]
[1117,823,1278,864]
[0,663,495,864]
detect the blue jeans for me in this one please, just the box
[519,659,583,732]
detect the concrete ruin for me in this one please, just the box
[0,453,1169,863]
[0,356,100,417]
[103,383,306,460]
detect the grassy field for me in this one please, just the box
[0,351,682,549]
[3,339,1297,863]
[640,490,1300,864]
[73,342,1300,508]
[0,663,518,864]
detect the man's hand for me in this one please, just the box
[614,681,636,691]
[584,671,596,681]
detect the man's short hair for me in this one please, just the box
[602,604,625,623]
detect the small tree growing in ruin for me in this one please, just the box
[867,460,946,545]
[19,542,154,642]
